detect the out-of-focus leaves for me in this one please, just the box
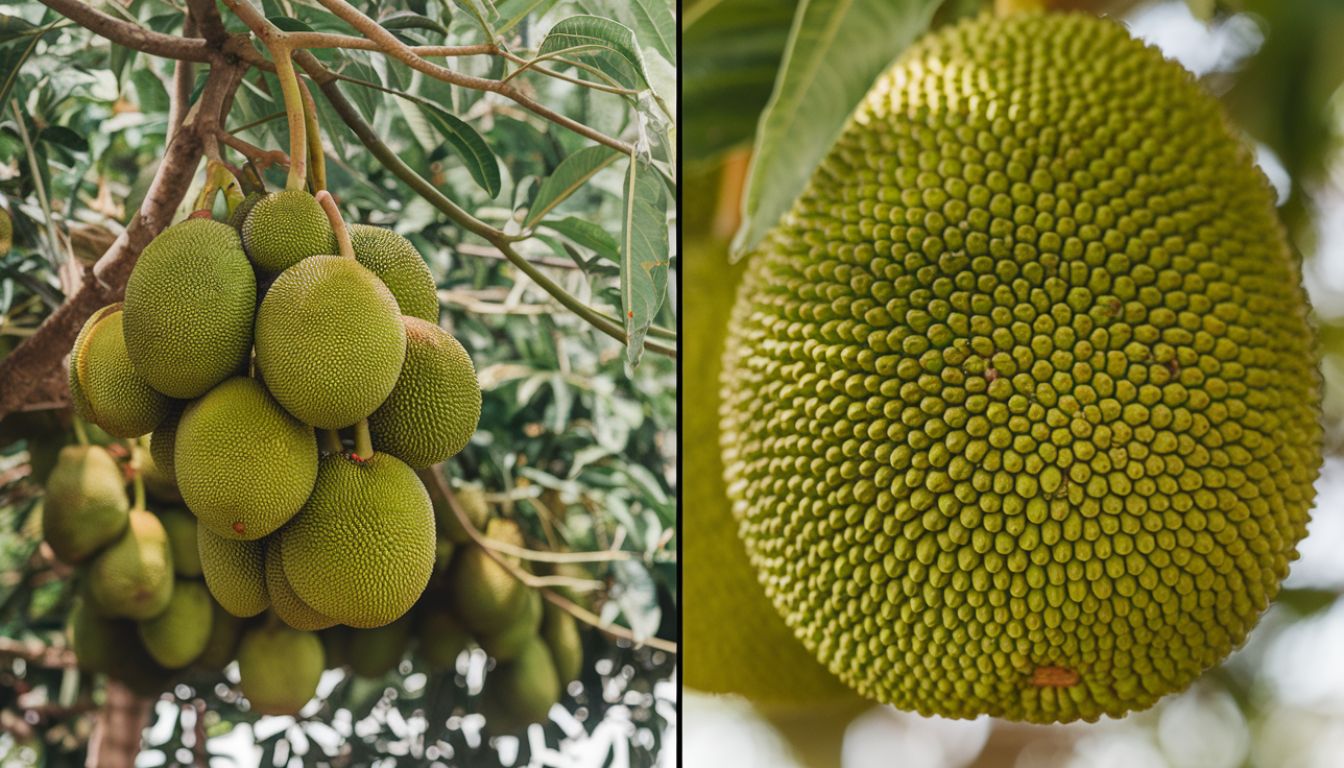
[731,0,943,256]
[1277,588,1339,617]
[620,156,669,366]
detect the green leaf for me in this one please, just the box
[537,15,649,91]
[0,13,38,45]
[523,145,620,229]
[0,18,58,110]
[267,16,314,33]
[620,156,669,366]
[417,103,502,198]
[731,0,942,256]
[544,216,620,263]
[379,10,449,36]
[37,125,87,153]
[130,68,170,115]
[452,0,498,40]
[629,0,675,63]
[495,0,562,35]
[683,0,796,162]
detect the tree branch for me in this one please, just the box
[0,59,245,420]
[0,637,78,667]
[37,0,216,62]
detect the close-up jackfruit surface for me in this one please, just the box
[687,0,1344,761]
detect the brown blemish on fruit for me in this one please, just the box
[1030,666,1080,687]
[232,521,246,535]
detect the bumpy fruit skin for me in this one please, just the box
[159,508,202,577]
[719,13,1323,723]
[350,224,440,322]
[265,536,338,631]
[150,396,186,480]
[42,445,129,564]
[255,255,408,429]
[281,452,435,628]
[368,317,481,468]
[72,307,170,437]
[197,524,268,617]
[237,624,325,716]
[684,242,857,708]
[240,189,336,274]
[175,377,318,540]
[137,580,213,668]
[88,509,175,620]
[123,218,257,398]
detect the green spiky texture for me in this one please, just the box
[719,12,1323,723]
[281,452,435,628]
[240,190,335,274]
[350,224,440,322]
[175,377,317,540]
[42,445,129,564]
[158,508,201,577]
[541,602,583,684]
[265,536,337,631]
[228,191,264,232]
[123,218,257,398]
[195,601,244,669]
[88,509,174,620]
[415,609,469,670]
[150,401,185,479]
[138,441,182,504]
[479,588,542,662]
[367,317,480,468]
[198,524,268,617]
[71,306,170,437]
[254,255,407,429]
[347,614,413,678]
[237,624,325,716]
[138,580,213,668]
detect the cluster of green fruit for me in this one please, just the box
[67,187,482,634]
[43,434,588,729]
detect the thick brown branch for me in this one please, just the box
[37,0,215,62]
[85,681,151,768]
[0,61,245,420]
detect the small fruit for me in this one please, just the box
[478,589,542,662]
[70,306,170,438]
[42,445,129,564]
[350,224,439,322]
[240,189,335,274]
[448,521,528,636]
[237,624,325,716]
[88,509,174,620]
[138,580,213,668]
[541,602,583,684]
[158,508,201,577]
[197,524,268,618]
[265,536,337,631]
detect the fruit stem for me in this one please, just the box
[266,40,308,192]
[320,429,342,454]
[353,419,373,461]
[314,190,355,259]
[297,76,327,193]
[71,417,89,447]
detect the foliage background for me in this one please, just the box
[0,0,678,765]
[684,0,1344,766]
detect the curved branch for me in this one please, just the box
[0,60,245,420]
[37,0,215,62]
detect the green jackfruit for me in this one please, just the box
[123,218,257,398]
[198,524,268,617]
[71,306,170,437]
[237,624,325,716]
[0,208,10,255]
[717,12,1323,723]
[150,401,184,479]
[541,602,583,684]
[175,377,317,539]
[368,317,480,468]
[69,597,172,693]
[139,441,182,504]
[88,508,174,619]
[254,255,407,428]
[350,224,440,322]
[483,636,560,731]
[138,580,213,668]
[240,189,336,274]
[431,480,489,544]
[195,601,244,669]
[414,609,469,670]
[478,588,542,662]
[42,445,129,564]
[228,191,263,232]
[347,614,413,678]
[158,508,201,577]
[448,521,528,636]
[281,452,435,628]
[265,536,337,631]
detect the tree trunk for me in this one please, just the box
[85,681,151,768]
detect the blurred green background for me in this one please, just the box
[684,0,1344,766]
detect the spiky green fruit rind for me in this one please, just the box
[228,192,264,232]
[719,12,1323,724]
[282,452,435,628]
[265,536,338,631]
[88,509,174,619]
[158,508,201,577]
[137,580,213,668]
[254,255,407,429]
[415,609,470,670]
[123,218,257,398]
[175,377,317,540]
[197,524,268,617]
[42,445,129,564]
[368,317,480,468]
[350,224,440,322]
[237,624,325,716]
[347,614,413,678]
[150,401,185,479]
[72,307,170,437]
[240,190,335,274]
